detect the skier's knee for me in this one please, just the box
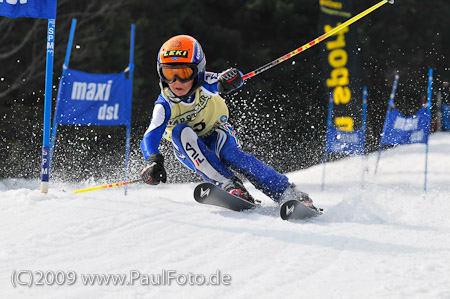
[172,123,196,146]
[172,123,191,139]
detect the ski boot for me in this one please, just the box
[279,184,321,213]
[222,176,256,204]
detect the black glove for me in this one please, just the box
[217,68,243,94]
[141,153,167,185]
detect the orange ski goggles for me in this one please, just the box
[160,64,197,83]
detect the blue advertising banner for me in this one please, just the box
[54,68,131,126]
[0,0,56,19]
[325,127,365,155]
[380,107,430,146]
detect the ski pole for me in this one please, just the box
[73,178,143,193]
[242,0,394,80]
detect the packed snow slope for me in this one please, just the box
[1,133,450,299]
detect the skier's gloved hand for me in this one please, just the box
[217,68,244,94]
[141,153,167,185]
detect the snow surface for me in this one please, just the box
[1,133,450,299]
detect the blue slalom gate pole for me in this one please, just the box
[321,92,334,191]
[62,18,77,77]
[424,68,433,194]
[49,18,77,170]
[124,24,135,195]
[40,19,56,193]
[374,73,399,175]
[124,126,131,195]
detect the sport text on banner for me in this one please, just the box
[319,0,364,131]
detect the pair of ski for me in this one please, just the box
[194,182,322,221]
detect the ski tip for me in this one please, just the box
[280,199,322,221]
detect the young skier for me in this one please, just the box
[140,34,318,210]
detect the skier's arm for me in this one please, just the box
[140,99,171,185]
[140,100,170,160]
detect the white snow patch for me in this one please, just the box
[1,133,450,298]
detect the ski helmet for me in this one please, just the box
[157,35,206,101]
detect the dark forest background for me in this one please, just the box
[1,0,449,184]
